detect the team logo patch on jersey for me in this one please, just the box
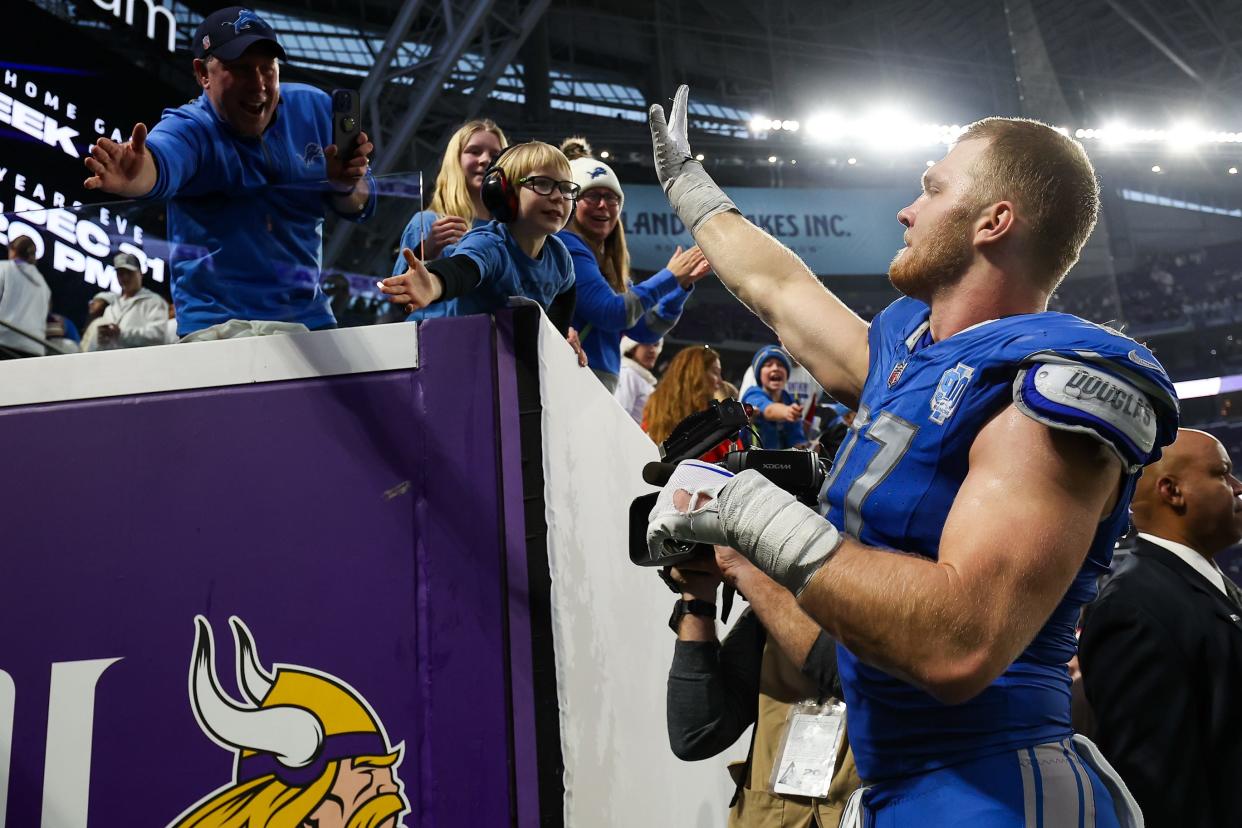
[929,363,975,424]
[302,142,324,165]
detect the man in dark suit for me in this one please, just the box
[1080,428,1242,827]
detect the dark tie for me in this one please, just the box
[1223,574,1242,614]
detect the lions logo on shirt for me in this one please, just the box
[929,362,974,424]
[302,142,324,165]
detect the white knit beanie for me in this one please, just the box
[621,336,662,358]
[569,156,624,207]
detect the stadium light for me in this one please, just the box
[847,157,858,165]
[695,153,705,161]
[1230,167,1238,175]
[805,112,847,144]
[599,150,610,159]
[1151,165,1163,173]
[1099,122,1133,147]
[1167,121,1204,153]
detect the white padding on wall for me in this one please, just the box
[536,315,745,826]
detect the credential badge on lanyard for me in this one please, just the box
[769,699,846,799]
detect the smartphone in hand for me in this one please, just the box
[331,88,361,157]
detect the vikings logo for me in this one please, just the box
[168,616,410,828]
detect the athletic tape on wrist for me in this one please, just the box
[716,470,842,595]
[665,161,738,233]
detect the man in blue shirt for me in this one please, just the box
[647,86,1179,825]
[82,7,376,338]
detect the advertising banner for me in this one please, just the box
[621,183,913,276]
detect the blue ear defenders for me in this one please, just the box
[479,142,525,223]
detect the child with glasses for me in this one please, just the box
[557,137,711,393]
[379,142,580,337]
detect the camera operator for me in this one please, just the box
[667,548,860,826]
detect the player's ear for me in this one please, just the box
[974,200,1014,248]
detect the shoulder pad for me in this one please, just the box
[1013,361,1160,472]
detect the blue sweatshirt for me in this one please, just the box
[557,230,692,383]
[391,210,488,275]
[406,221,575,321]
[144,83,377,336]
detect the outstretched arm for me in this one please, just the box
[660,404,1122,705]
[650,87,869,404]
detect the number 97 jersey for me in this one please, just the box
[822,296,1179,784]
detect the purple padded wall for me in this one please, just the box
[0,315,531,826]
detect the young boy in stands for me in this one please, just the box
[379,142,580,339]
[742,345,808,449]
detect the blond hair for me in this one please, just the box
[171,753,400,828]
[560,136,631,292]
[959,118,1100,290]
[495,141,572,184]
[643,346,721,445]
[428,119,509,221]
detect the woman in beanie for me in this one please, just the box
[616,335,662,423]
[557,137,711,392]
[390,119,508,274]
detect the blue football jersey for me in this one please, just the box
[823,296,1179,782]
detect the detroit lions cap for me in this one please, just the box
[193,7,287,61]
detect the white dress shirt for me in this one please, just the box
[1137,532,1228,596]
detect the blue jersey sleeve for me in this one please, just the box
[329,169,377,224]
[560,232,685,333]
[1010,329,1179,471]
[1013,357,1172,471]
[742,385,775,412]
[392,211,441,275]
[144,108,210,201]
[548,234,575,295]
[453,225,508,288]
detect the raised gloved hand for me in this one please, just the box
[648,85,738,233]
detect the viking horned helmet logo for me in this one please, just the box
[169,616,409,828]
